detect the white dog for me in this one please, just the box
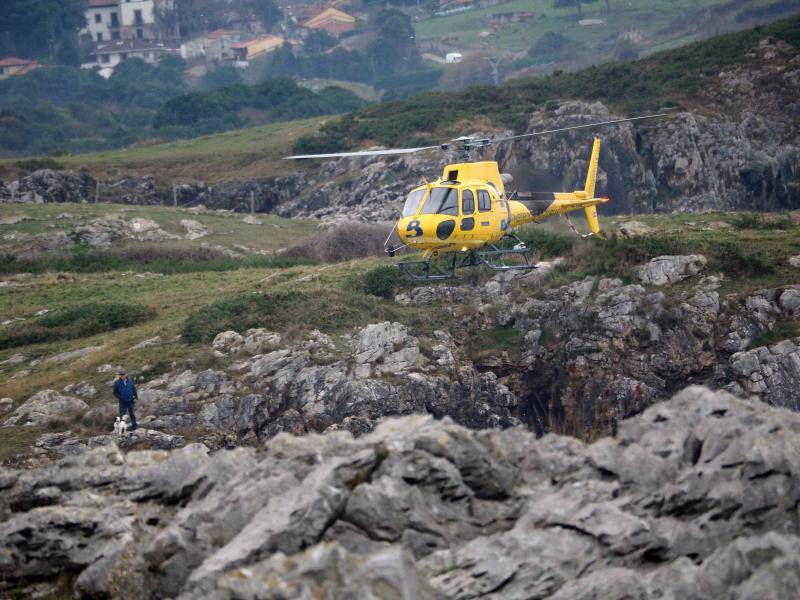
[113,416,129,435]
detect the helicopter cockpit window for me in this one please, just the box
[421,187,459,216]
[477,190,491,212]
[461,190,475,215]
[402,189,426,217]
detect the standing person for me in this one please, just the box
[113,367,138,432]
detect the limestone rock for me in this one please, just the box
[634,254,707,286]
[2,388,800,599]
[181,219,211,240]
[2,390,88,427]
[63,382,97,398]
[618,220,655,237]
[212,331,244,355]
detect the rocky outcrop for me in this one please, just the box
[727,338,800,409]
[2,387,800,598]
[138,323,518,442]
[634,254,707,286]
[2,390,88,427]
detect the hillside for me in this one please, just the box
[0,117,328,184]
[1,204,799,459]
[415,0,800,56]
[303,14,800,151]
[0,202,799,597]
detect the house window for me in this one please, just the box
[461,190,475,215]
[112,31,120,40]
[94,13,102,23]
[101,54,110,63]
[477,190,491,212]
[136,28,144,39]
[121,53,128,59]
[134,10,143,25]
[111,13,119,27]
[96,32,103,41]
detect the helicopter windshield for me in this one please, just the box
[421,187,458,216]
[402,189,426,217]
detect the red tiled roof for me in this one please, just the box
[14,63,39,76]
[0,57,38,67]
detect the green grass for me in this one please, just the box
[0,203,319,255]
[751,321,800,348]
[0,116,331,184]
[415,0,800,54]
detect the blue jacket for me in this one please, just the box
[113,377,137,403]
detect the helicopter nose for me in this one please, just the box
[397,217,422,244]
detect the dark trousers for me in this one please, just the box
[119,399,137,430]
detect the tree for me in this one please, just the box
[366,9,420,74]
[0,0,86,60]
[304,30,337,54]
[249,0,284,31]
[552,0,599,17]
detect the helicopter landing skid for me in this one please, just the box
[475,234,537,272]
[398,251,478,281]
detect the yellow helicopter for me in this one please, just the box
[286,114,669,280]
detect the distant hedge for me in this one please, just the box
[0,302,156,349]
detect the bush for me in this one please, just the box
[517,228,576,257]
[731,212,794,230]
[14,157,65,173]
[0,246,316,275]
[711,241,775,276]
[284,223,392,263]
[0,302,155,349]
[362,265,406,298]
[180,291,305,343]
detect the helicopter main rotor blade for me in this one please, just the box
[491,112,673,144]
[284,145,441,160]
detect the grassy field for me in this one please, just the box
[0,116,330,184]
[415,0,800,54]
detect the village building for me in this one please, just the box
[302,7,357,36]
[80,0,158,43]
[88,39,174,76]
[229,35,284,65]
[0,58,40,80]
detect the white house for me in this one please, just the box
[81,0,158,43]
[88,39,174,72]
[119,0,156,40]
[84,0,120,43]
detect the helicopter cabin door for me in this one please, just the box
[475,187,501,243]
[460,189,476,239]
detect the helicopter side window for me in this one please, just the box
[477,190,491,212]
[402,189,426,217]
[461,190,475,215]
[421,187,458,216]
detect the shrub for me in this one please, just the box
[14,157,65,173]
[518,228,575,257]
[0,302,156,349]
[362,265,406,298]
[285,223,392,263]
[711,241,774,276]
[180,291,305,343]
[732,212,794,230]
[0,246,315,275]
